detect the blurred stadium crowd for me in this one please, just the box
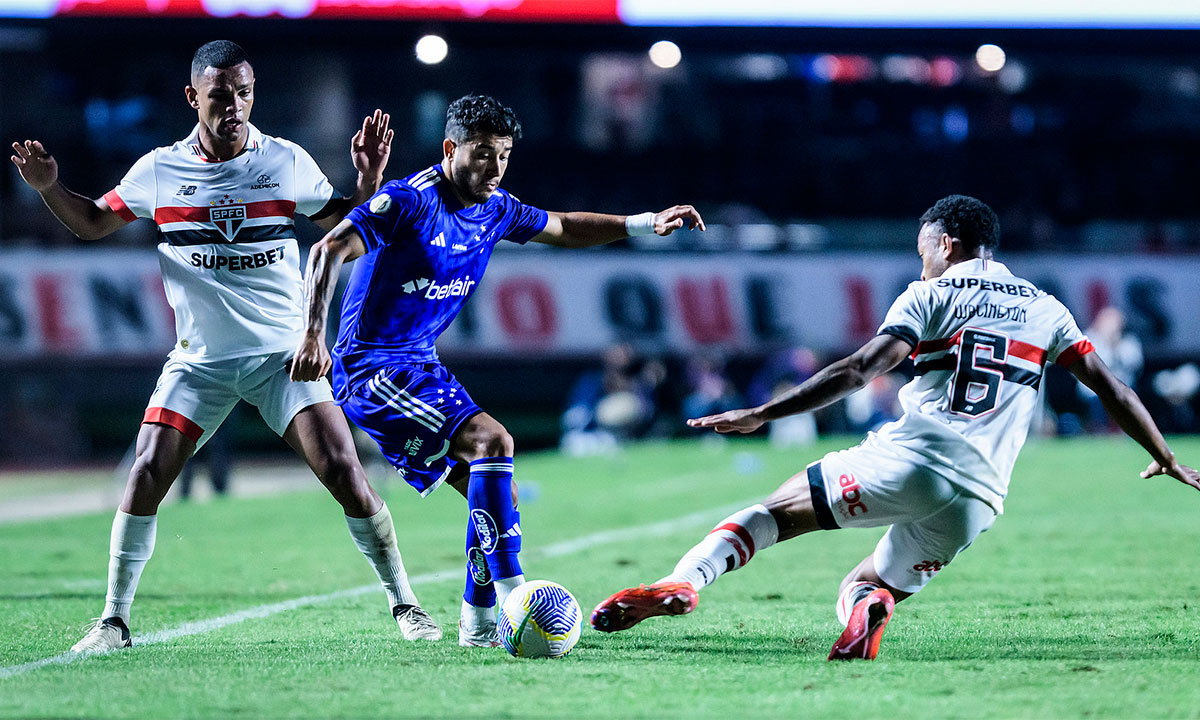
[2,22,1199,250]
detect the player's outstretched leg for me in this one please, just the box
[73,423,192,653]
[285,403,440,641]
[591,504,779,632]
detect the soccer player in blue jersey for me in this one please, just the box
[290,94,704,647]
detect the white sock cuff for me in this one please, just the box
[110,511,157,559]
[710,504,779,561]
[346,502,392,534]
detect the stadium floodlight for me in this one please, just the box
[648,40,682,69]
[416,35,449,65]
[975,43,1006,72]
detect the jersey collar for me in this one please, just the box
[182,123,264,163]
[941,257,1011,278]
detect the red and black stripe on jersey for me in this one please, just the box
[153,199,296,246]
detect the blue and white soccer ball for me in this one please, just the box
[497,580,582,659]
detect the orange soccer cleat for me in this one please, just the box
[590,582,699,633]
[827,588,895,661]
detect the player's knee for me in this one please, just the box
[467,428,514,460]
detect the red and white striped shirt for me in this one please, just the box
[875,258,1094,512]
[105,123,337,361]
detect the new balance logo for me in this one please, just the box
[176,185,197,196]
[432,232,446,247]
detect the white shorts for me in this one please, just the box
[143,350,334,450]
[808,435,997,593]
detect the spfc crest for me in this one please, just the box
[210,205,246,242]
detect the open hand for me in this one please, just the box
[653,205,706,236]
[351,109,393,181]
[10,140,58,192]
[1142,459,1200,492]
[687,407,765,434]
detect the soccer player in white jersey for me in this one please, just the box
[591,195,1200,659]
[9,40,443,652]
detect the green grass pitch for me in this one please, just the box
[2,436,1200,719]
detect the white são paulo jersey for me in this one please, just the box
[104,123,338,361]
[874,258,1095,513]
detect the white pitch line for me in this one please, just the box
[0,496,757,681]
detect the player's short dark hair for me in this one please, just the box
[445,95,523,144]
[919,194,1000,254]
[190,40,250,81]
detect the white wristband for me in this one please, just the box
[625,212,656,236]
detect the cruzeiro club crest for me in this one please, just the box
[210,195,246,242]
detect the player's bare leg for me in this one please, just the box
[451,412,526,612]
[826,554,907,661]
[592,469,820,633]
[284,402,440,641]
[72,423,193,653]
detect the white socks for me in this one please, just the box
[493,574,525,610]
[661,504,779,591]
[345,503,419,610]
[103,512,157,624]
[836,581,879,626]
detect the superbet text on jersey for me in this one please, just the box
[104,123,337,361]
[874,258,1094,513]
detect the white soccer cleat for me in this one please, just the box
[70,617,132,654]
[458,620,501,648]
[393,605,443,641]
[457,600,501,648]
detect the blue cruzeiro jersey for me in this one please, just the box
[331,165,549,402]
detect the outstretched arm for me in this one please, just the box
[10,140,128,241]
[530,205,705,249]
[289,219,368,381]
[312,110,393,231]
[1068,352,1200,491]
[688,334,914,434]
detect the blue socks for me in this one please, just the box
[467,457,523,583]
[463,521,496,608]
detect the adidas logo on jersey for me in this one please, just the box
[432,232,447,247]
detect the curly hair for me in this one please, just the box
[191,40,250,81]
[445,95,523,144]
[919,195,1000,254]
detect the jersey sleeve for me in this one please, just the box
[1047,299,1096,367]
[345,181,421,254]
[102,151,157,222]
[292,144,339,219]
[876,282,927,349]
[497,191,549,245]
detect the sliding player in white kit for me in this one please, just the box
[591,195,1200,659]
[10,40,442,653]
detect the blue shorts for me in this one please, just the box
[341,362,482,496]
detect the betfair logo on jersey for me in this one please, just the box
[210,205,246,242]
[401,276,477,300]
[250,173,280,190]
